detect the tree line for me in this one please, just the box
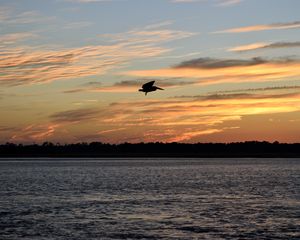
[1,141,300,157]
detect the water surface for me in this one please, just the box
[0,158,299,239]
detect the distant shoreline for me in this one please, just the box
[1,141,300,158]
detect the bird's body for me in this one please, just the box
[139,81,164,95]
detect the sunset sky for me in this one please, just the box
[1,0,300,143]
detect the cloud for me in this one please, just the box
[166,129,223,142]
[50,108,100,123]
[5,89,300,143]
[65,0,115,3]
[109,92,300,125]
[85,79,195,93]
[63,78,195,93]
[6,108,102,143]
[171,0,242,6]
[228,42,269,52]
[63,21,93,29]
[173,92,254,100]
[0,26,195,86]
[171,0,205,2]
[174,57,267,68]
[97,127,126,134]
[214,21,300,33]
[89,90,300,142]
[63,89,86,94]
[210,85,300,94]
[216,0,242,6]
[125,57,300,85]
[0,6,56,27]
[0,32,38,46]
[101,28,196,44]
[0,6,12,21]
[1,10,56,25]
[0,126,18,132]
[174,92,300,100]
[229,41,300,52]
[144,21,173,30]
[10,123,60,142]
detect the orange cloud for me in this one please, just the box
[0,27,195,86]
[0,32,38,45]
[82,79,194,93]
[0,44,169,86]
[124,57,300,85]
[77,91,299,142]
[228,41,300,52]
[214,21,300,33]
[0,8,56,25]
[4,90,300,143]
[166,129,223,142]
[228,42,268,52]
[10,123,60,142]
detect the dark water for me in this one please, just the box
[0,158,299,240]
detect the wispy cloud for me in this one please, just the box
[6,88,300,143]
[228,42,269,52]
[125,57,300,85]
[97,127,126,135]
[94,91,300,142]
[174,57,267,68]
[167,129,223,142]
[210,85,300,94]
[171,0,205,2]
[0,126,18,132]
[0,26,194,86]
[6,108,102,143]
[50,108,100,123]
[71,79,195,93]
[229,41,300,52]
[216,0,242,6]
[62,76,192,94]
[0,6,195,87]
[0,32,38,45]
[0,9,56,25]
[101,28,196,44]
[144,21,173,30]
[0,6,12,21]
[65,0,115,3]
[171,0,242,7]
[214,21,300,33]
[10,123,60,142]
[63,21,93,29]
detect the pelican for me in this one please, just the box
[139,81,164,96]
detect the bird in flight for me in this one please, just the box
[139,81,164,96]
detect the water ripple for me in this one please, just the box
[0,158,299,239]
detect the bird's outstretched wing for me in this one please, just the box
[142,80,155,89]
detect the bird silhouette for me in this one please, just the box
[139,81,164,95]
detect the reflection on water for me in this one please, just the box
[0,158,299,239]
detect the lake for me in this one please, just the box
[0,158,299,239]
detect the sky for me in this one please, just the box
[0,0,300,143]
